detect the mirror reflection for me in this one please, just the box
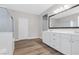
[49,13,79,28]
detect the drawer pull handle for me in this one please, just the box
[53,34,55,36]
[72,41,74,43]
[53,45,55,46]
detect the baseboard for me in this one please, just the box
[26,37,41,39]
[15,37,41,41]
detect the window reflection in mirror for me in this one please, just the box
[49,13,79,28]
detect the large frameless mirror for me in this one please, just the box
[49,4,79,29]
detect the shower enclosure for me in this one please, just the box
[0,7,14,55]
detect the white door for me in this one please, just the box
[60,34,71,55]
[18,18,28,39]
[72,35,79,55]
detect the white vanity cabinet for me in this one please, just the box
[42,31,61,51]
[71,35,79,55]
[51,33,61,51]
[42,31,51,46]
[60,34,72,55]
[49,33,56,48]
[42,31,79,55]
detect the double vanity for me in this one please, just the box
[42,5,79,55]
[42,30,79,55]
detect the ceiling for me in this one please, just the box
[0,4,53,15]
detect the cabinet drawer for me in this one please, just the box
[72,35,79,41]
[51,33,59,37]
[60,33,71,55]
[60,34,71,39]
[71,35,79,55]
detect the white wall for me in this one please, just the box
[9,10,41,41]
[41,4,63,16]
[28,15,41,39]
[41,4,75,16]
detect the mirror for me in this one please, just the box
[49,13,79,28]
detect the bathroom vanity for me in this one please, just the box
[42,30,79,55]
[42,5,79,55]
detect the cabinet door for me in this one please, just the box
[72,35,79,55]
[50,33,56,48]
[61,34,71,55]
[42,31,51,46]
[50,33,61,51]
[54,33,61,51]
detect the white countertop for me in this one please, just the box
[44,29,79,35]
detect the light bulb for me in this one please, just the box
[64,5,70,9]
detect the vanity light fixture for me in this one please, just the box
[53,5,71,14]
[53,7,63,14]
[64,5,71,9]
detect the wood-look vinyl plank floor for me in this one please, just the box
[14,38,63,55]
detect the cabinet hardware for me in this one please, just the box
[53,39,55,40]
[72,41,74,43]
[53,34,55,36]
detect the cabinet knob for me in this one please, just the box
[53,34,55,36]
[72,41,74,43]
[53,45,55,46]
[53,39,55,40]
